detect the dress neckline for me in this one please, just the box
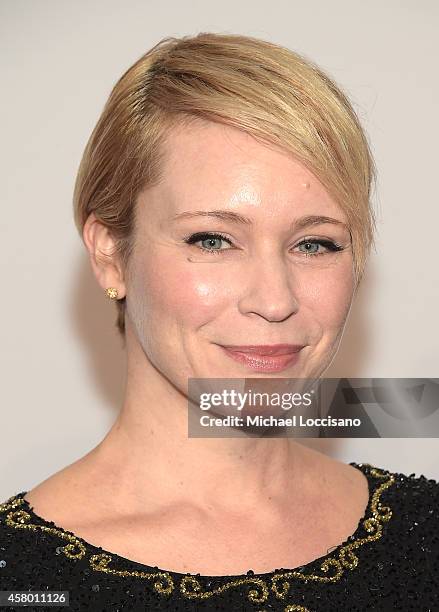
[7,461,395,581]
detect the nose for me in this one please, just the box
[237,253,300,323]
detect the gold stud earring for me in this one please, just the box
[105,287,119,300]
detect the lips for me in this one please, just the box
[218,344,304,372]
[219,344,305,356]
[217,343,306,373]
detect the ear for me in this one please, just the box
[82,212,127,298]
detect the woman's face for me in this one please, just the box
[126,119,355,384]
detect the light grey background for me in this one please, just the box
[1,0,438,500]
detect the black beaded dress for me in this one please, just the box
[0,462,438,611]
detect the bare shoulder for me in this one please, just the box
[23,450,101,529]
[301,445,368,492]
[298,446,370,528]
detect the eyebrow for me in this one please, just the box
[171,209,347,230]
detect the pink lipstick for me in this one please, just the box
[218,344,305,372]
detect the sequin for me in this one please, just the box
[0,462,438,611]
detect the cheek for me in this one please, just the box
[305,267,354,334]
[139,256,231,325]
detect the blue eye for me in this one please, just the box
[183,232,233,255]
[296,238,344,257]
[183,233,345,258]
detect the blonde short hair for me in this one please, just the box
[73,32,377,340]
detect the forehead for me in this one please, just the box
[140,118,345,224]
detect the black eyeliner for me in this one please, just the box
[184,233,344,250]
[184,231,232,245]
[297,238,344,252]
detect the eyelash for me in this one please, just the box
[183,232,345,258]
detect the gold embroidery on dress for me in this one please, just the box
[0,464,395,612]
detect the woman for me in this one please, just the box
[1,32,438,612]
